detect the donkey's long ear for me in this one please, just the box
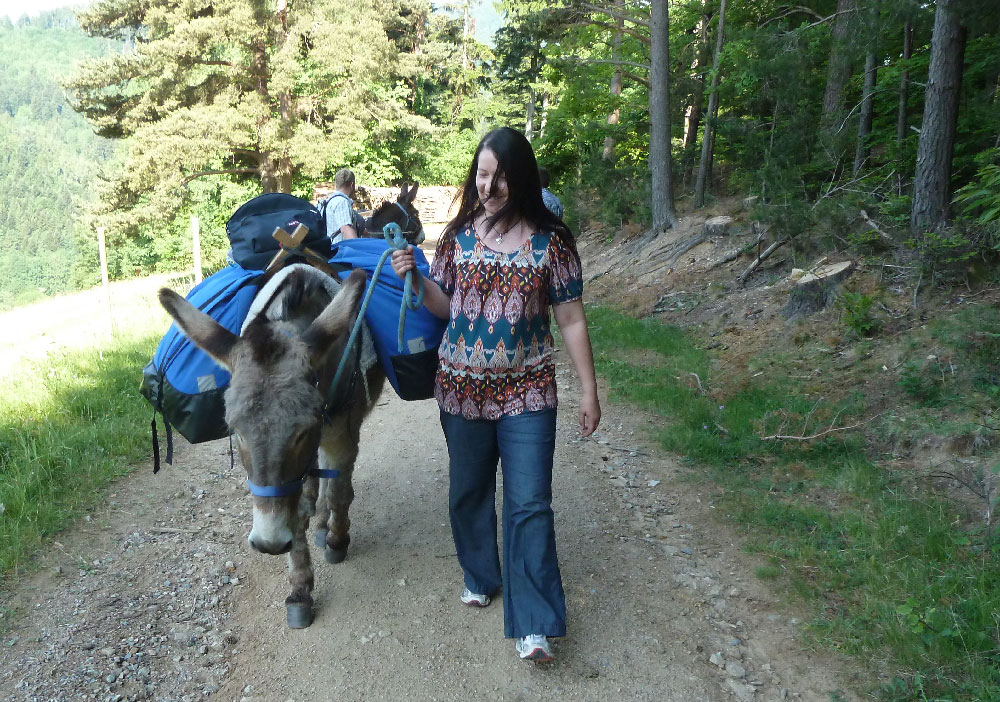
[302,269,367,365]
[404,181,419,203]
[158,288,239,370]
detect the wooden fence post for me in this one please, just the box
[191,215,202,284]
[96,226,113,338]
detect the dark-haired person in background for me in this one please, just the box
[390,127,600,663]
[538,167,564,218]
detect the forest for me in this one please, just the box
[0,9,115,308]
[0,0,996,312]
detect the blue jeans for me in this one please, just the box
[439,408,566,639]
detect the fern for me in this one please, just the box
[955,151,1000,226]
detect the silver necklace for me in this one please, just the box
[495,222,515,244]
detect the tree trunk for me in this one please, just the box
[694,0,725,209]
[683,7,711,183]
[911,0,966,232]
[650,0,678,231]
[539,92,549,142]
[252,37,292,194]
[525,54,537,141]
[820,0,856,141]
[603,0,624,163]
[462,1,470,71]
[853,50,877,175]
[896,20,913,194]
[260,156,291,193]
[525,85,536,142]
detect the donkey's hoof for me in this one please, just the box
[324,546,348,564]
[314,529,328,548]
[286,602,313,629]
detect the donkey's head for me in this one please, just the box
[157,269,368,555]
[365,182,423,245]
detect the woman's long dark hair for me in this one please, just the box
[442,127,576,254]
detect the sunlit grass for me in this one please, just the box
[0,279,175,585]
[584,302,1000,702]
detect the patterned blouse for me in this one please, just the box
[429,223,583,419]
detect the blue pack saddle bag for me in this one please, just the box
[330,238,445,401]
[140,265,261,464]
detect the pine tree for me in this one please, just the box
[68,0,425,233]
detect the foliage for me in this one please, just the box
[955,149,1000,230]
[0,2,495,297]
[67,0,492,243]
[903,228,983,282]
[837,290,880,337]
[898,361,944,406]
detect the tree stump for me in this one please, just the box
[781,261,854,319]
[704,215,734,237]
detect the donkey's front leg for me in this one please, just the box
[315,441,358,564]
[324,462,356,564]
[285,494,315,629]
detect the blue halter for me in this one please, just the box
[247,466,340,498]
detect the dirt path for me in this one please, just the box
[0,262,865,702]
[0,360,863,702]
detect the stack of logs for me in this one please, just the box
[312,183,459,223]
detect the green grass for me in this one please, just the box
[0,333,161,583]
[0,282,173,587]
[585,302,1000,702]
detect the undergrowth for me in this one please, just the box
[585,302,1000,702]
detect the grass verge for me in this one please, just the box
[0,332,161,585]
[585,303,1000,702]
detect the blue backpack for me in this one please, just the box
[330,238,445,401]
[140,265,262,467]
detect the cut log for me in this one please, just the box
[781,261,855,319]
[796,260,853,286]
[704,215,734,236]
[737,237,788,286]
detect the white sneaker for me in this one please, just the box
[515,634,553,662]
[460,587,490,607]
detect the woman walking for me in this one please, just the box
[391,127,601,662]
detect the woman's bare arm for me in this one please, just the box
[552,299,601,436]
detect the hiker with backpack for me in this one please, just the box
[389,127,601,664]
[322,168,367,244]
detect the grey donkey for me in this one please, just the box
[158,266,386,628]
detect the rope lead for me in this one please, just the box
[330,222,423,397]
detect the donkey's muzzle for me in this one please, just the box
[248,509,295,555]
[249,535,293,555]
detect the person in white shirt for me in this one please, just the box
[323,168,365,244]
